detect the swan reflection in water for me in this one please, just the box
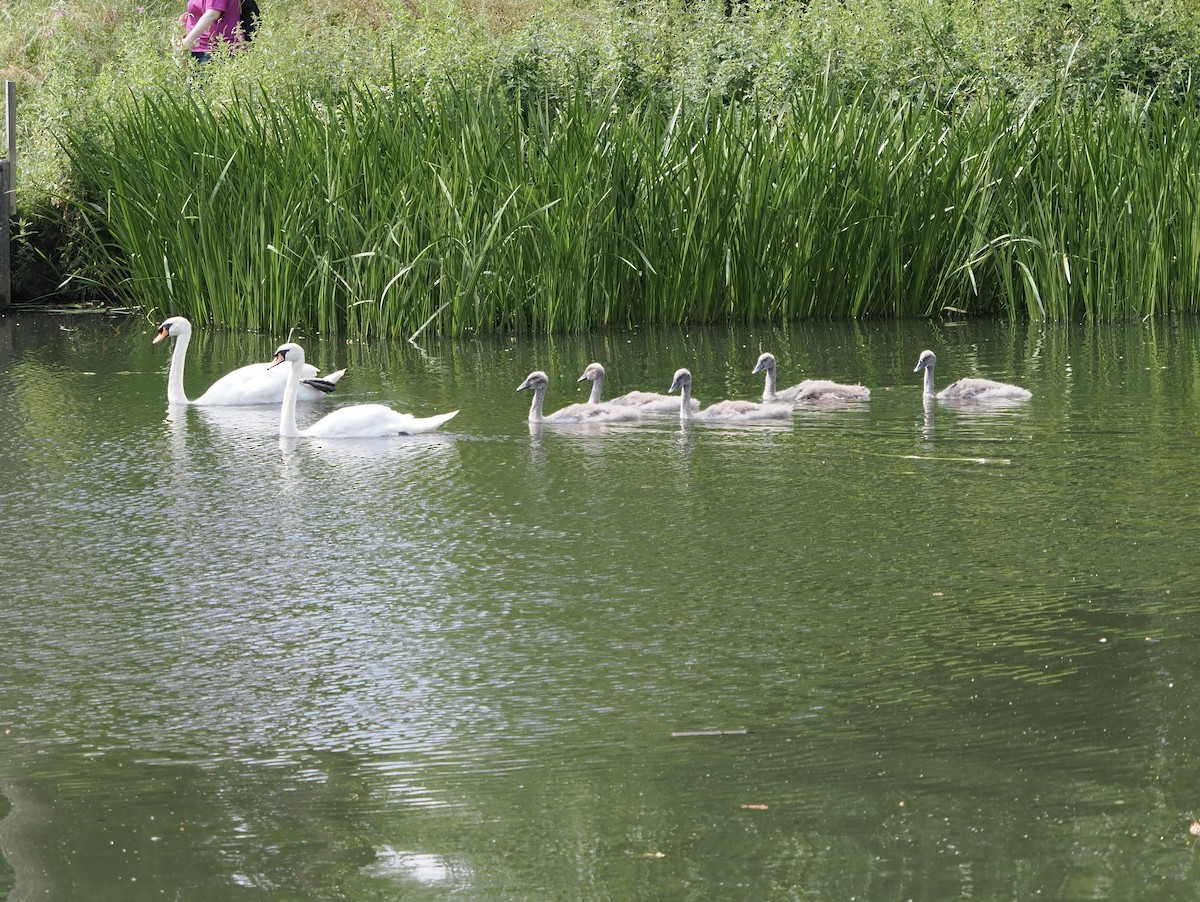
[281,431,459,465]
[921,395,936,445]
[277,430,461,499]
[163,405,191,477]
[365,847,467,888]
[524,417,651,468]
[192,403,281,436]
[916,389,1029,464]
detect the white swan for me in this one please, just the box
[517,371,643,424]
[270,343,458,438]
[154,316,345,406]
[751,352,870,402]
[577,362,699,414]
[668,368,793,423]
[914,349,1032,401]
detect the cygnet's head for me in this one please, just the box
[668,368,692,394]
[270,342,306,369]
[517,371,549,393]
[578,362,605,383]
[751,352,776,375]
[914,350,937,373]
[153,316,191,344]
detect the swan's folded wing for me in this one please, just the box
[793,379,871,401]
[545,401,643,423]
[304,404,458,437]
[939,378,1031,401]
[193,363,290,405]
[700,400,793,421]
[610,390,697,413]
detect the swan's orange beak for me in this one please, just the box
[267,352,286,370]
[152,325,169,344]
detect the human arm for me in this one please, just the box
[179,7,221,52]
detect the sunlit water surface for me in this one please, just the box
[2,314,1200,899]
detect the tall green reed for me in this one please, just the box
[60,74,1200,336]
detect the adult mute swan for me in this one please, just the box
[751,352,870,402]
[517,371,643,424]
[270,343,458,438]
[154,316,345,406]
[668,369,793,423]
[577,362,699,414]
[914,349,1032,401]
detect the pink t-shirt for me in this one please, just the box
[183,0,242,53]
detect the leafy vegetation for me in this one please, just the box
[3,0,1200,331]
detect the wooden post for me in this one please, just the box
[4,82,13,216]
[0,81,14,307]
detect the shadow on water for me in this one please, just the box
[4,313,1200,897]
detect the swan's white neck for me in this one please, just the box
[922,362,937,398]
[279,358,303,437]
[586,375,603,405]
[527,384,546,422]
[678,380,694,420]
[761,363,778,401]
[166,331,192,405]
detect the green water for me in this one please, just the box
[2,313,1200,900]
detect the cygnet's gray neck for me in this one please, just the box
[587,377,603,405]
[762,363,778,401]
[528,384,546,422]
[678,381,694,420]
[923,363,937,397]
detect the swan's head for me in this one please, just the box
[153,316,191,344]
[751,352,776,375]
[914,350,937,373]
[578,362,605,383]
[517,371,549,393]
[668,368,692,394]
[269,342,306,370]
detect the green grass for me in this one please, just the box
[57,73,1200,335]
[6,0,1200,328]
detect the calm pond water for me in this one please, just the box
[2,312,1200,900]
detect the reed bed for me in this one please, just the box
[61,76,1200,336]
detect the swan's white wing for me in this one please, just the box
[191,362,295,405]
[698,400,793,422]
[611,390,699,413]
[192,362,342,405]
[303,404,458,438]
[938,378,1031,401]
[770,382,806,402]
[544,401,643,424]
[793,379,871,401]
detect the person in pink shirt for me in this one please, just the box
[178,0,243,64]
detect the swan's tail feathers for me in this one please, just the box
[398,409,459,435]
[300,369,347,395]
[300,378,337,394]
[425,409,459,430]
